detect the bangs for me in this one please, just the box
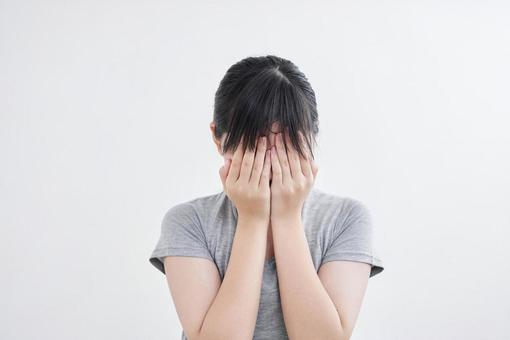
[221,68,317,160]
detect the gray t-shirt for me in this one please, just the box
[149,187,384,340]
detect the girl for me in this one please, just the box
[149,55,384,340]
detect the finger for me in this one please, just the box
[226,138,244,185]
[299,154,312,179]
[270,145,282,185]
[259,149,271,188]
[239,138,256,183]
[250,136,267,184]
[275,132,291,185]
[284,129,303,179]
[297,131,313,178]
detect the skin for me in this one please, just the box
[214,121,285,260]
[162,121,371,340]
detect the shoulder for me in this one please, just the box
[308,188,372,229]
[309,187,368,215]
[161,190,226,228]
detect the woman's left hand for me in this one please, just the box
[269,130,318,222]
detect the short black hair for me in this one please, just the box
[213,55,319,160]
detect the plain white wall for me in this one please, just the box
[1,1,509,339]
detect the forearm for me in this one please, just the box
[272,215,344,340]
[198,216,268,340]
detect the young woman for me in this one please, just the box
[149,55,384,340]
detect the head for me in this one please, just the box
[210,55,319,180]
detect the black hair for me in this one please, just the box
[213,55,319,160]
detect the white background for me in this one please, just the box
[1,1,509,339]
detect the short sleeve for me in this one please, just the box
[321,199,384,278]
[149,202,215,275]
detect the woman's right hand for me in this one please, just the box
[219,136,271,224]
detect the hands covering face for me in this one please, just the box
[219,130,318,222]
[268,130,318,221]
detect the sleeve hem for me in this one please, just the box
[320,251,385,278]
[149,247,215,275]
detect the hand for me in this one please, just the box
[269,130,318,222]
[219,136,272,224]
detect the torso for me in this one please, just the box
[149,186,384,340]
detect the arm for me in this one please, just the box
[272,215,370,340]
[164,216,268,340]
[164,135,272,340]
[317,260,371,340]
[268,130,371,339]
